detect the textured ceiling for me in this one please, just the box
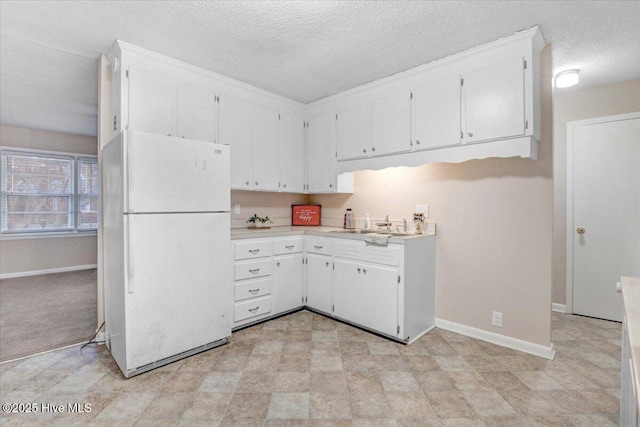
[1,1,639,137]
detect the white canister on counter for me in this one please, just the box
[364,213,371,229]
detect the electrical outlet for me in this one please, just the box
[416,204,429,218]
[492,311,503,327]
[234,203,240,214]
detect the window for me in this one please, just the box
[1,149,98,235]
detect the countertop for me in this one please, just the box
[230,224,436,244]
[622,276,640,409]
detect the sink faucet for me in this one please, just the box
[376,215,392,232]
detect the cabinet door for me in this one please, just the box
[273,254,304,314]
[336,105,369,160]
[177,81,217,142]
[412,76,462,150]
[306,254,333,314]
[463,56,525,144]
[371,91,411,156]
[251,104,281,191]
[360,264,399,337]
[280,113,305,193]
[307,113,337,193]
[333,259,363,322]
[128,67,177,136]
[219,93,252,190]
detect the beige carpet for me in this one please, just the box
[0,269,97,362]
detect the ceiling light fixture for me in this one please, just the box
[555,69,580,88]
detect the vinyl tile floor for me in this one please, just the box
[0,311,622,426]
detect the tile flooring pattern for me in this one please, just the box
[0,311,622,426]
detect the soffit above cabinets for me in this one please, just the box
[1,1,639,136]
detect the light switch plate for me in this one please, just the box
[416,204,429,217]
[234,204,240,214]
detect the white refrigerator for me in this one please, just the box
[103,130,231,378]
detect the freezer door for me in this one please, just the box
[124,212,231,371]
[126,131,230,213]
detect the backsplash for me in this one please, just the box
[230,190,307,228]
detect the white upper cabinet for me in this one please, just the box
[176,81,217,142]
[336,104,369,160]
[128,67,178,137]
[371,91,411,156]
[251,103,281,192]
[281,113,305,193]
[307,112,337,193]
[219,93,252,190]
[412,75,462,150]
[462,56,526,144]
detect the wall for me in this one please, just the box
[310,45,553,348]
[552,78,640,305]
[0,125,98,277]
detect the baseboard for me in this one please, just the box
[435,318,556,360]
[0,264,97,280]
[552,303,567,313]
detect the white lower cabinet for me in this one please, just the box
[231,233,435,342]
[273,254,304,314]
[620,315,639,426]
[306,253,333,314]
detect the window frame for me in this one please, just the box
[1,147,98,239]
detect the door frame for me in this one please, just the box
[565,111,640,314]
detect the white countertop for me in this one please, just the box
[230,225,436,243]
[622,276,640,409]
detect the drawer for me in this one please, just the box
[234,259,272,280]
[234,278,272,302]
[306,237,332,256]
[234,240,273,260]
[334,239,364,260]
[274,237,304,255]
[234,296,272,322]
[364,244,402,266]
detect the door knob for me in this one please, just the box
[577,227,585,235]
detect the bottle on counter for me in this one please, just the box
[364,213,371,230]
[344,208,354,229]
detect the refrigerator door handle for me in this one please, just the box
[127,219,134,294]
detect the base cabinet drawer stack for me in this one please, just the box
[232,239,274,328]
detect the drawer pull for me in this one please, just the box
[314,245,323,250]
[285,245,295,249]
[249,249,260,254]
[325,262,330,267]
[248,288,260,294]
[248,306,260,313]
[249,268,260,274]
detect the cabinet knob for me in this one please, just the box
[181,136,185,139]
[372,147,375,152]
[363,268,367,275]
[357,268,361,273]
[255,181,259,186]
[245,181,250,186]
[276,262,280,267]
[325,262,330,267]
[283,184,287,188]
[468,132,473,137]
[329,184,333,188]
[167,133,172,136]
[416,140,421,145]
[363,148,367,153]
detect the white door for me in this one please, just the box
[281,113,305,193]
[128,67,177,136]
[571,114,640,321]
[371,91,411,156]
[307,113,337,193]
[412,76,462,150]
[127,131,229,213]
[463,56,525,144]
[306,254,333,314]
[336,104,370,160]
[177,81,218,142]
[273,254,304,314]
[125,212,230,370]
[218,93,252,190]
[251,104,281,191]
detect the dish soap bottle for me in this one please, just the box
[344,208,354,229]
[364,213,371,230]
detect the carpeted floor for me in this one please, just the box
[0,269,97,362]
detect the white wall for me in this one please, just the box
[0,125,98,276]
[310,45,553,348]
[552,79,640,305]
